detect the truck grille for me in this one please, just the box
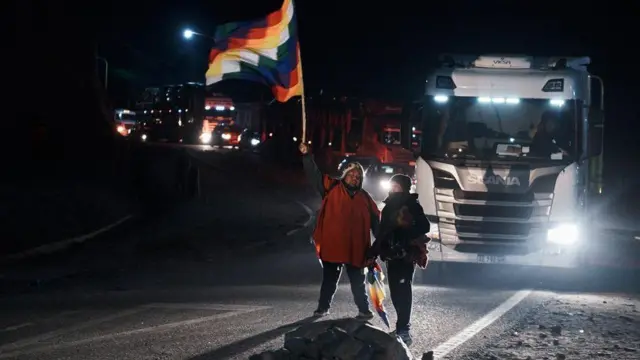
[454,203,533,219]
[435,188,552,252]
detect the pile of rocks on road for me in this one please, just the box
[249,319,434,360]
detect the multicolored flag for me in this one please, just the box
[367,262,390,328]
[205,0,303,102]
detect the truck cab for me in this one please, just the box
[114,109,137,137]
[415,55,604,267]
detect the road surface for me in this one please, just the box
[1,145,638,360]
[2,240,639,360]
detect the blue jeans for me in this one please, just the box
[318,261,370,313]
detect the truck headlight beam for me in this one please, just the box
[547,223,579,245]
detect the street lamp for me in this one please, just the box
[183,29,194,39]
[182,28,214,41]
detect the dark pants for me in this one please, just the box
[318,261,370,313]
[387,259,415,332]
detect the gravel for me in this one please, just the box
[461,294,640,360]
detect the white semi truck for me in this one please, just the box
[415,54,605,267]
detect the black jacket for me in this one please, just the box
[369,193,430,261]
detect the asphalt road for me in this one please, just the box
[2,242,638,360]
[1,144,639,360]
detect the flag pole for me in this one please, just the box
[298,46,308,144]
[292,0,307,144]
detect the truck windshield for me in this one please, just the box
[420,96,577,161]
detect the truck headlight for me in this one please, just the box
[547,223,579,245]
[200,132,212,144]
[380,180,391,190]
[250,138,260,146]
[221,133,231,140]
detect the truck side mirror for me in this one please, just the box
[587,108,604,157]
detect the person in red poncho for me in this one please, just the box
[300,143,380,319]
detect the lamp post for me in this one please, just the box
[182,28,215,84]
[96,56,108,89]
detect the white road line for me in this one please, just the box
[432,290,532,359]
[286,201,315,236]
[0,307,143,353]
[635,236,639,240]
[1,322,33,332]
[1,214,134,262]
[0,304,270,358]
[143,303,271,312]
[0,309,83,333]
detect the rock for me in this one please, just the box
[556,354,566,360]
[334,318,367,335]
[553,339,560,346]
[550,325,562,336]
[333,336,373,360]
[284,320,335,344]
[317,327,350,358]
[250,319,412,360]
[249,350,288,360]
[354,324,399,351]
[283,337,309,358]
[354,323,412,360]
[421,351,434,360]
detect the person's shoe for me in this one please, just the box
[396,330,413,346]
[313,308,329,317]
[355,311,374,321]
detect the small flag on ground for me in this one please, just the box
[205,0,303,102]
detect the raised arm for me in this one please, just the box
[300,144,338,197]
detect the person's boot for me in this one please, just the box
[396,329,413,346]
[313,308,329,317]
[355,310,374,321]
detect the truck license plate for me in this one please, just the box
[477,255,506,263]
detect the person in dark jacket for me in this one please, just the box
[300,143,380,320]
[367,174,430,345]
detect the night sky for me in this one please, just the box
[16,1,638,177]
[98,2,629,100]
